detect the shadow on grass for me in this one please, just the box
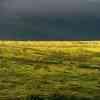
[25,95,98,100]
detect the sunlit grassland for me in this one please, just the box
[0,41,100,100]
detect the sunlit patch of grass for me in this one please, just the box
[0,41,100,99]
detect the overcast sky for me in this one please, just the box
[0,0,99,40]
[0,0,98,16]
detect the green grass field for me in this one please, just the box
[0,41,100,100]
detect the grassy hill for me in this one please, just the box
[0,41,100,100]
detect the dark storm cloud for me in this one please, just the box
[0,0,99,40]
[0,0,98,16]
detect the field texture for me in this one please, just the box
[0,41,100,100]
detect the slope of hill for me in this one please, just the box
[0,41,100,100]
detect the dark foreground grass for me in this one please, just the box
[0,41,100,100]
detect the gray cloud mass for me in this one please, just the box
[0,0,98,16]
[0,0,99,40]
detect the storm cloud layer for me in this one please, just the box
[0,0,99,40]
[0,0,98,16]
